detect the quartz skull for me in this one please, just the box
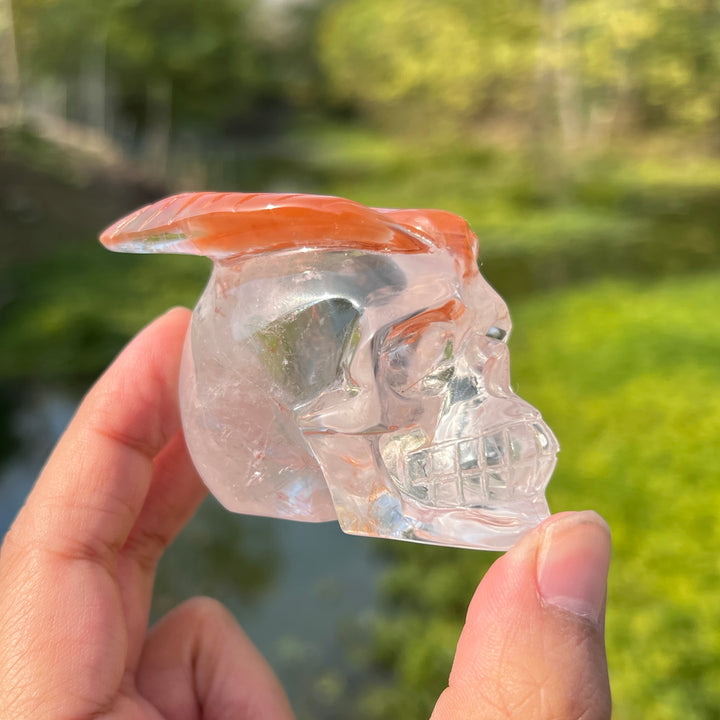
[101,193,558,549]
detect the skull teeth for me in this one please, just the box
[397,421,557,508]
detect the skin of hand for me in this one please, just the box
[0,308,612,720]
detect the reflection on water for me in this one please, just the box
[0,386,77,530]
[0,384,388,718]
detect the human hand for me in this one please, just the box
[0,309,295,720]
[431,509,612,720]
[0,308,611,720]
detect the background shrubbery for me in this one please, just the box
[2,1,720,718]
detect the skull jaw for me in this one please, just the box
[304,414,558,551]
[339,494,551,551]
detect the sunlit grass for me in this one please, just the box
[512,273,720,720]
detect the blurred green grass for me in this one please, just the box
[0,249,208,383]
[516,274,720,720]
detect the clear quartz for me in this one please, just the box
[103,193,559,550]
[180,247,558,550]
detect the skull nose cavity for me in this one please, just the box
[456,336,511,397]
[446,374,480,404]
[394,420,557,509]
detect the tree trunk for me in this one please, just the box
[0,0,23,124]
[541,0,582,151]
[86,31,107,134]
[145,77,172,175]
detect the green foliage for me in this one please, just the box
[314,0,720,140]
[515,275,720,720]
[12,0,268,127]
[0,246,208,383]
[10,0,720,146]
[104,0,262,121]
[318,0,484,117]
[316,0,540,128]
[635,0,720,128]
[555,0,720,131]
[352,542,495,718]
[12,0,103,76]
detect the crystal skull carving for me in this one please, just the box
[101,192,558,549]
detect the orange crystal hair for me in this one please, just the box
[100,192,479,277]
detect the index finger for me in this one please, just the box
[9,307,192,569]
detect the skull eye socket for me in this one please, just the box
[380,323,455,397]
[253,298,359,404]
[486,326,507,341]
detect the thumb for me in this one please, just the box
[432,511,612,720]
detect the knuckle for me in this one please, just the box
[123,526,174,573]
[175,596,233,626]
[436,629,610,720]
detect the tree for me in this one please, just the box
[316,0,486,129]
[10,0,266,151]
[316,0,720,144]
[0,0,23,123]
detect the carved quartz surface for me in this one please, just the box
[101,192,558,549]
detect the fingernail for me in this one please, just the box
[536,511,611,624]
[162,306,191,317]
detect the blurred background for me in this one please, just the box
[1,0,719,717]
